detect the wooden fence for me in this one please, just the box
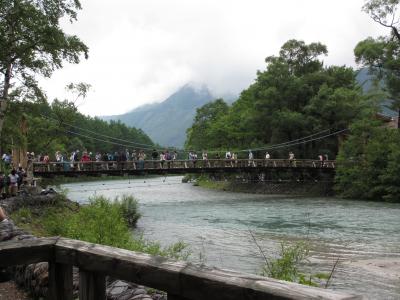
[0,237,363,300]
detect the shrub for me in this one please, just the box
[62,196,133,247]
[115,195,141,227]
[259,241,333,287]
[261,241,309,282]
[45,195,189,260]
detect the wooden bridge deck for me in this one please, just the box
[32,159,335,176]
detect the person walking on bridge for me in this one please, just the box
[248,150,255,167]
[225,151,231,167]
[265,152,270,166]
[318,154,324,167]
[202,151,209,167]
[138,151,146,170]
[232,152,237,166]
[324,154,329,167]
[160,152,166,169]
[151,149,159,169]
[289,152,296,167]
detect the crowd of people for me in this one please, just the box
[28,148,333,164]
[0,153,27,198]
[25,147,333,172]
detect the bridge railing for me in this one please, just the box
[32,159,335,173]
[0,237,362,300]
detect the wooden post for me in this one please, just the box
[48,263,73,300]
[79,269,106,300]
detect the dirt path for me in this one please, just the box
[0,281,31,300]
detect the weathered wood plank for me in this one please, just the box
[55,238,183,295]
[168,295,190,300]
[79,269,106,300]
[55,238,363,300]
[0,237,56,268]
[48,262,73,300]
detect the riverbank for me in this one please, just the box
[195,176,334,196]
[0,189,186,300]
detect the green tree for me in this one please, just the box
[354,0,400,128]
[186,40,362,158]
[335,119,400,201]
[185,99,229,150]
[0,0,88,141]
[1,97,155,157]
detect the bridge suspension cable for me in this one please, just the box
[203,128,347,154]
[41,114,162,148]
[54,125,347,155]
[243,129,331,152]
[252,128,349,152]
[40,114,347,155]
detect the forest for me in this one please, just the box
[185,0,400,202]
[0,96,155,157]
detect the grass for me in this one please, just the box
[10,194,78,236]
[195,175,229,190]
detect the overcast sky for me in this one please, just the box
[39,0,388,117]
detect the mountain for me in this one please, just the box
[103,84,216,148]
[356,68,397,118]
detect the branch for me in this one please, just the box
[392,26,400,42]
[248,229,272,272]
[324,256,340,288]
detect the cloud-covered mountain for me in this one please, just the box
[102,84,219,147]
[103,69,398,148]
[356,68,397,118]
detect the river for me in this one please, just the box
[61,176,400,299]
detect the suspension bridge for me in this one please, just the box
[32,159,335,181]
[16,116,344,182]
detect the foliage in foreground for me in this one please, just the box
[248,228,332,288]
[114,195,141,227]
[12,195,189,260]
[261,241,331,287]
[52,196,189,259]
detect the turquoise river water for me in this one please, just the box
[61,176,400,299]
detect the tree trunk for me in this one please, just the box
[397,108,400,129]
[0,63,12,150]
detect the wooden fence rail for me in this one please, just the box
[0,237,363,300]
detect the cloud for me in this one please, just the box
[39,0,389,116]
